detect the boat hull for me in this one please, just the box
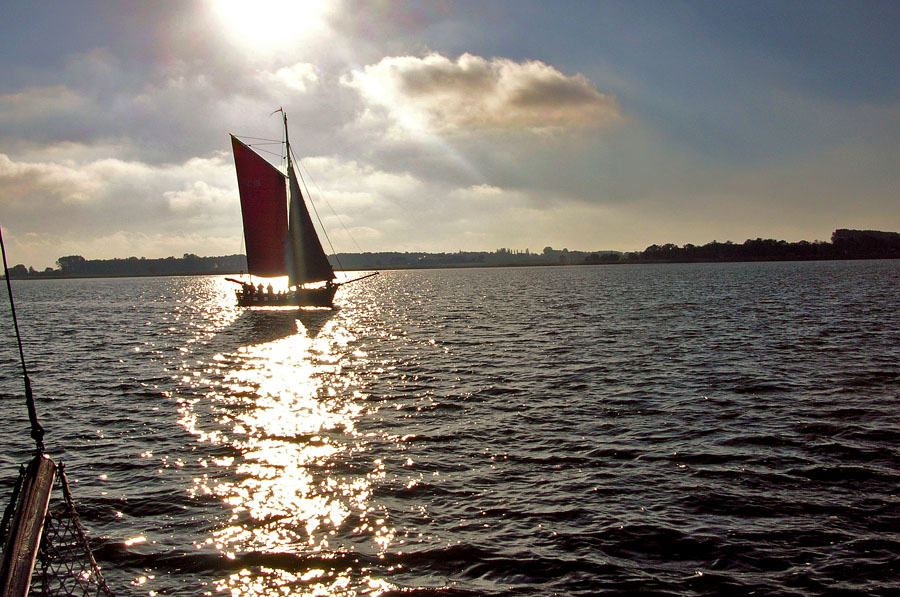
[235,286,337,308]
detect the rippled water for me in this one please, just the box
[1,260,898,595]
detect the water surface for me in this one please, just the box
[1,260,898,595]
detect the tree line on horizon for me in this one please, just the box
[639,228,900,263]
[5,229,899,279]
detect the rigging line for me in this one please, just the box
[288,145,346,272]
[233,135,284,161]
[296,158,364,254]
[246,146,284,161]
[0,222,45,454]
[234,135,282,143]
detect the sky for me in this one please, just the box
[1,0,898,270]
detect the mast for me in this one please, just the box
[283,112,335,287]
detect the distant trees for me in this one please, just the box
[634,230,899,263]
[831,229,900,258]
[7,264,28,278]
[9,254,248,278]
[57,255,87,275]
[4,229,898,279]
[331,247,621,269]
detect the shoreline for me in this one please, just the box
[7,255,898,281]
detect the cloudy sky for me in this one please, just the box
[1,0,897,269]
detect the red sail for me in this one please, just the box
[231,136,288,278]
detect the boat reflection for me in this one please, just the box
[202,308,337,355]
[178,294,394,595]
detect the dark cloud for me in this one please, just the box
[345,53,621,133]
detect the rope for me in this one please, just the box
[296,155,365,255]
[289,145,349,272]
[280,110,354,272]
[0,222,45,453]
[233,135,284,161]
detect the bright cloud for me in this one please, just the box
[344,53,621,134]
[264,63,321,93]
[0,86,86,122]
[0,153,102,205]
[0,151,241,267]
[165,180,232,212]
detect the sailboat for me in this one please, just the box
[227,110,374,308]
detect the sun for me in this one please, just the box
[210,0,333,54]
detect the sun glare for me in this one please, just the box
[175,295,396,594]
[211,0,332,53]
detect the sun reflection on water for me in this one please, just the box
[176,287,395,595]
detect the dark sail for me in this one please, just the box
[231,135,288,278]
[287,162,335,285]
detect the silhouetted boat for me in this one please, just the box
[228,110,375,308]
